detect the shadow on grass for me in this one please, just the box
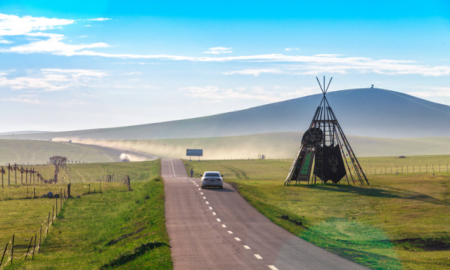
[294,184,449,206]
[100,242,169,269]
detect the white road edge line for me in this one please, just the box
[244,245,251,249]
[254,254,263,259]
[268,266,278,270]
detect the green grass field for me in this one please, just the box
[183,158,450,270]
[0,139,121,165]
[0,160,171,270]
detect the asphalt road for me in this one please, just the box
[163,159,368,270]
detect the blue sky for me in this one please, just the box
[0,0,449,132]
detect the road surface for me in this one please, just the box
[163,159,368,270]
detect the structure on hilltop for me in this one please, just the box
[49,156,67,184]
[284,77,369,186]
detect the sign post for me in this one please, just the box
[186,149,203,161]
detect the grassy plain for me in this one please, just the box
[184,158,450,270]
[0,139,120,165]
[0,160,171,270]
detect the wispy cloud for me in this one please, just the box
[1,13,450,77]
[179,86,315,102]
[1,97,41,104]
[87,18,112,21]
[0,39,11,44]
[285,47,299,51]
[224,68,282,76]
[0,69,108,91]
[203,47,232,54]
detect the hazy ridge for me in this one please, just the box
[2,88,450,141]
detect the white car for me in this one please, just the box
[201,171,224,189]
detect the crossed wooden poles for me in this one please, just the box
[1,163,46,188]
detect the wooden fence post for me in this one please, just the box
[39,227,42,253]
[52,206,54,222]
[67,184,71,198]
[56,198,58,216]
[0,241,8,266]
[11,235,14,265]
[24,236,33,260]
[32,233,36,259]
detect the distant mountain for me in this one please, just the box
[2,88,450,140]
[0,131,49,136]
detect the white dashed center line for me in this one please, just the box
[203,197,206,199]
[206,202,209,204]
[228,231,233,234]
[235,237,241,241]
[217,218,221,222]
[198,188,201,190]
[169,159,177,177]
[268,266,278,270]
[209,207,213,210]
[244,245,251,249]
[254,254,263,259]
[212,212,216,215]
[200,192,203,195]
[222,224,226,228]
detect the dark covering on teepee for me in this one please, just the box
[285,77,369,186]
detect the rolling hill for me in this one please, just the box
[2,88,450,141]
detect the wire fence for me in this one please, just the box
[0,194,67,269]
[0,175,132,268]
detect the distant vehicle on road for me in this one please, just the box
[201,171,223,189]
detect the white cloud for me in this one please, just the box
[285,47,299,51]
[0,39,11,44]
[4,33,109,55]
[179,86,316,102]
[0,69,108,91]
[0,13,75,36]
[1,97,41,104]
[1,13,450,77]
[87,18,112,21]
[224,68,282,76]
[203,47,232,54]
[77,35,88,38]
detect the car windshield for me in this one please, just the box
[205,173,220,177]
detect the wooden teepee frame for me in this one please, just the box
[284,77,369,186]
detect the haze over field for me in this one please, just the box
[3,88,450,142]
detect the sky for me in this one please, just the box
[0,0,449,132]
